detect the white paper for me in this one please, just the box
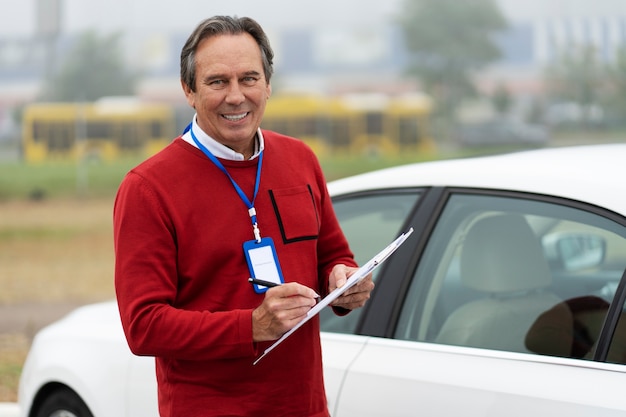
[253,227,414,364]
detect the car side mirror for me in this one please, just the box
[542,232,606,271]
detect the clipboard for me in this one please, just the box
[253,227,414,364]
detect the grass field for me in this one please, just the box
[0,198,116,305]
[0,150,451,201]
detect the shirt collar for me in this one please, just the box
[182,114,264,161]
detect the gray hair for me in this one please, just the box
[180,16,274,92]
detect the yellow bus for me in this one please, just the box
[260,94,331,155]
[22,94,433,162]
[262,93,434,157]
[22,99,176,163]
[385,93,436,154]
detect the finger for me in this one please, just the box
[340,276,374,296]
[332,293,368,310]
[265,285,319,313]
[331,278,374,309]
[266,282,319,300]
[329,264,351,291]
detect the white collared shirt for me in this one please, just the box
[181,114,265,161]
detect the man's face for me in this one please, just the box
[182,33,271,155]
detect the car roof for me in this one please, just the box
[328,144,626,216]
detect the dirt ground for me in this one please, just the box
[0,302,87,335]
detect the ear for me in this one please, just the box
[266,83,272,100]
[181,80,196,108]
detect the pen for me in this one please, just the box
[248,277,321,302]
[248,277,280,288]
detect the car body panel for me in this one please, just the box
[334,338,626,416]
[126,354,158,416]
[320,333,370,415]
[19,302,134,417]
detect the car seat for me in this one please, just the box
[435,214,565,354]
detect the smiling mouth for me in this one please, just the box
[222,112,249,122]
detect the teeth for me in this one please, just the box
[223,113,248,121]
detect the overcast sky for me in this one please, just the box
[0,0,399,36]
[2,0,626,39]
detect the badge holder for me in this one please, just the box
[244,237,285,293]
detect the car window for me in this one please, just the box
[395,193,626,363]
[320,191,421,334]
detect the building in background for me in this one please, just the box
[2,1,626,108]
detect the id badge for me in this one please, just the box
[243,237,285,293]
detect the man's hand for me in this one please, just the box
[328,264,374,311]
[251,283,319,342]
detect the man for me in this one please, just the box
[114,15,374,417]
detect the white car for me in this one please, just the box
[19,144,626,416]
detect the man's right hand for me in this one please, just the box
[251,283,319,341]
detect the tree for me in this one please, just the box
[601,46,626,127]
[544,45,604,128]
[397,0,508,122]
[40,30,137,102]
[492,82,512,115]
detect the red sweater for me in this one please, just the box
[114,131,356,417]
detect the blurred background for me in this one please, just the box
[2,0,626,166]
[1,0,626,403]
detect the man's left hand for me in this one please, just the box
[328,264,374,310]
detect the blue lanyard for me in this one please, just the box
[187,123,264,242]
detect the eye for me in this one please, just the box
[207,79,226,89]
[242,76,259,86]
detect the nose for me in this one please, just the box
[225,82,245,105]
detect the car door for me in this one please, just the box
[331,190,626,416]
[321,189,422,414]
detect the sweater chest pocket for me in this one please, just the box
[269,185,320,243]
